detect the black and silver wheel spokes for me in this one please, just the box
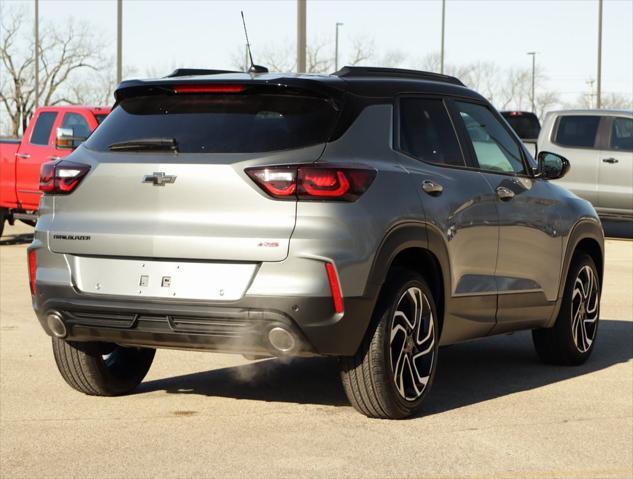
[571,265,599,353]
[389,287,435,401]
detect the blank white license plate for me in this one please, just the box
[72,256,257,301]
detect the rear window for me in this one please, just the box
[501,112,541,140]
[85,93,338,153]
[554,115,600,148]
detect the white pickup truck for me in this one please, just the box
[538,109,633,221]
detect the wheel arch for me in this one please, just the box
[546,218,605,327]
[364,222,451,337]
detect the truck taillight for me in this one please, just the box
[245,165,376,201]
[39,160,90,195]
[27,249,36,295]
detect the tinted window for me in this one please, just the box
[456,102,525,174]
[399,98,464,166]
[61,113,91,138]
[86,93,337,153]
[610,117,633,151]
[555,116,600,148]
[30,112,57,146]
[501,112,541,140]
[94,114,108,124]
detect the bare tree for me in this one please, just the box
[0,8,105,136]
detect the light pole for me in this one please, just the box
[116,0,122,84]
[527,51,536,112]
[34,0,39,108]
[334,22,343,71]
[297,0,306,72]
[440,0,446,74]
[597,0,603,109]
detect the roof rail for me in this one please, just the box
[165,68,241,78]
[332,66,464,86]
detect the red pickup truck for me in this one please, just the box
[0,105,110,236]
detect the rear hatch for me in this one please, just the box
[47,80,340,298]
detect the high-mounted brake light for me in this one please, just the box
[173,84,245,94]
[39,160,90,195]
[245,165,376,201]
[27,249,36,295]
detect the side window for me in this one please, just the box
[399,98,465,166]
[29,112,58,146]
[455,101,525,174]
[61,113,92,139]
[554,115,600,148]
[609,117,633,151]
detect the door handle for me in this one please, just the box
[47,156,62,161]
[602,157,619,164]
[422,180,443,196]
[496,186,515,201]
[15,153,30,159]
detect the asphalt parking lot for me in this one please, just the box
[1,221,631,479]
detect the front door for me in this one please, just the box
[394,96,500,343]
[451,100,563,332]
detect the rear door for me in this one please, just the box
[395,96,500,342]
[15,109,60,209]
[597,116,633,216]
[549,114,602,205]
[452,100,563,331]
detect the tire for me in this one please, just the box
[52,338,155,396]
[532,253,600,365]
[0,208,7,238]
[340,270,439,419]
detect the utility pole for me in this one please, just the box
[116,0,122,84]
[334,22,343,71]
[596,0,603,109]
[527,51,536,112]
[440,0,446,74]
[34,0,39,108]
[297,0,306,72]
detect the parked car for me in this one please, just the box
[29,67,604,419]
[538,109,633,221]
[501,110,541,157]
[0,105,110,237]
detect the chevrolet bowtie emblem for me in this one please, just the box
[143,172,177,186]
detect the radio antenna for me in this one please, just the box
[241,11,268,74]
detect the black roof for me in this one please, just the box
[115,66,484,102]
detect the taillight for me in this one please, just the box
[246,165,375,201]
[27,249,36,295]
[39,160,90,195]
[325,263,344,314]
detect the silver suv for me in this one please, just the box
[29,67,604,419]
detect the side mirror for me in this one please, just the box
[55,127,87,150]
[537,151,570,180]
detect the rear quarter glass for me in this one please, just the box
[85,93,338,154]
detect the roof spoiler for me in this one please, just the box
[165,68,241,78]
[332,66,464,86]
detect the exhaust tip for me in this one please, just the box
[46,312,67,338]
[268,327,296,353]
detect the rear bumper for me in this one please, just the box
[33,284,375,357]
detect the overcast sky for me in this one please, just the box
[2,0,632,106]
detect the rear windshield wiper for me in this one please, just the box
[108,138,178,152]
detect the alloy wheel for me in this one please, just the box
[571,265,599,353]
[389,287,435,401]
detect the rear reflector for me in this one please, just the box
[173,84,245,94]
[40,160,90,195]
[27,249,36,295]
[246,165,375,201]
[325,263,344,314]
